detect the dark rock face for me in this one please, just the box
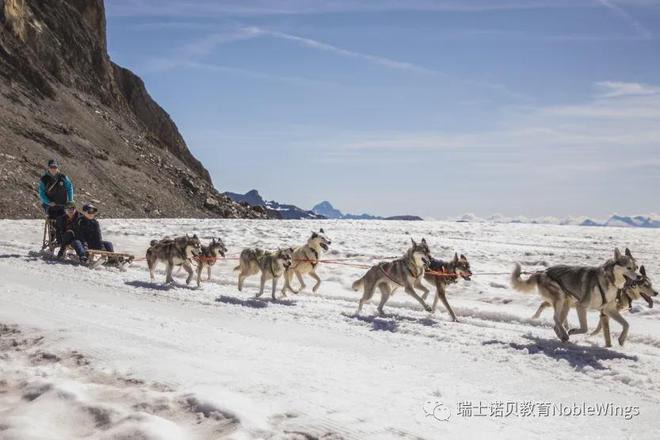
[0,0,266,219]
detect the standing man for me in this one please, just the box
[38,159,74,219]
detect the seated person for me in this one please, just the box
[39,159,74,219]
[55,201,85,261]
[77,203,114,254]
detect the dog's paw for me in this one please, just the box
[424,305,432,313]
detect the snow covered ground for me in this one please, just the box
[1,219,659,439]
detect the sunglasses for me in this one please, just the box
[65,207,75,211]
[49,166,58,169]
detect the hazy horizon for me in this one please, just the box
[105,0,660,219]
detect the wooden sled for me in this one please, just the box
[87,250,135,270]
[41,217,58,253]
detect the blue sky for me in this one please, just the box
[105,0,660,219]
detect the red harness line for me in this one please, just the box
[132,254,513,278]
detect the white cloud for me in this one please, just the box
[252,27,439,75]
[596,0,653,39]
[594,81,660,98]
[139,25,436,75]
[319,81,660,172]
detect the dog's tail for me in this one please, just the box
[352,275,365,292]
[511,263,538,293]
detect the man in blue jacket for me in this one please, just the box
[39,159,74,219]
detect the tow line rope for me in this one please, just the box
[114,255,528,277]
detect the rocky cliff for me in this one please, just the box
[0,0,266,219]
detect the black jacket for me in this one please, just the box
[55,211,81,244]
[75,216,104,250]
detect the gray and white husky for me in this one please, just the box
[282,228,332,295]
[533,265,657,347]
[511,248,640,346]
[234,248,267,291]
[234,247,294,299]
[422,254,472,322]
[352,238,432,316]
[146,234,202,285]
[592,265,657,346]
[196,238,227,287]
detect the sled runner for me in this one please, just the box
[41,217,58,253]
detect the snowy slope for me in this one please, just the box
[1,219,660,439]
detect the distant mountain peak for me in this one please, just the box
[312,201,344,219]
[454,213,660,228]
[311,201,422,221]
[225,190,324,220]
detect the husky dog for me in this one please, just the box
[282,228,332,295]
[511,248,640,346]
[257,248,294,299]
[531,264,655,320]
[146,234,202,285]
[234,248,268,291]
[234,247,294,298]
[352,238,432,316]
[589,265,656,346]
[422,253,472,322]
[195,238,227,287]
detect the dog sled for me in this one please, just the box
[86,249,135,270]
[40,216,135,270]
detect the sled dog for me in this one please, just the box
[511,248,640,346]
[257,248,294,299]
[234,247,294,299]
[533,265,657,346]
[146,234,202,285]
[234,248,267,291]
[422,253,472,322]
[196,238,227,287]
[352,238,432,316]
[282,228,332,295]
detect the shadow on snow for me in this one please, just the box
[214,295,297,309]
[482,334,638,371]
[342,312,440,333]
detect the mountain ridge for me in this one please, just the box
[312,201,423,221]
[224,190,324,220]
[453,213,660,228]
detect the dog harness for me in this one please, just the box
[378,258,422,286]
[306,248,319,268]
[551,273,608,307]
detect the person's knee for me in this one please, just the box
[72,240,86,256]
[61,230,74,244]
